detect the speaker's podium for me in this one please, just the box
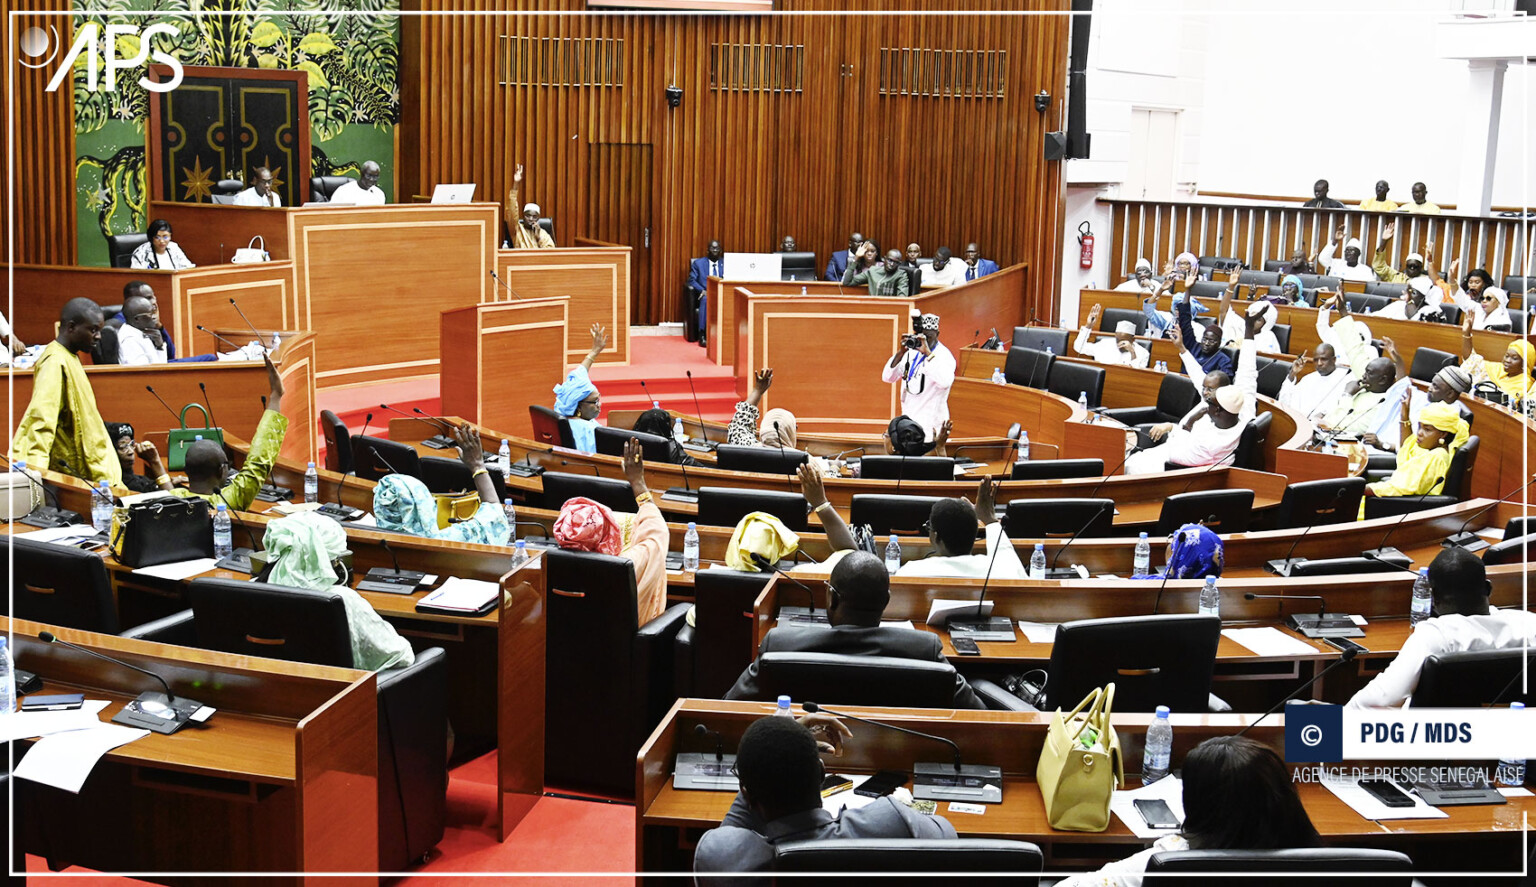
[440,298,569,439]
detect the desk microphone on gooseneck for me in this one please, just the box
[801,701,1003,804]
[40,631,205,734]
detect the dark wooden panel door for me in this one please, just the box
[587,143,653,323]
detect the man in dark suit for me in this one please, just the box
[823,232,864,281]
[724,550,985,708]
[962,242,1000,281]
[687,240,725,346]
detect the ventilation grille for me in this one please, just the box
[499,36,625,87]
[709,43,805,93]
[878,48,1007,98]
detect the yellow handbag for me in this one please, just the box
[435,492,482,530]
[1036,683,1124,832]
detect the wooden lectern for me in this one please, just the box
[440,298,570,439]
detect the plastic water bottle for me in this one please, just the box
[304,461,319,504]
[991,366,1006,385]
[91,481,113,531]
[1198,576,1220,618]
[1018,430,1030,462]
[885,535,902,574]
[1078,391,1090,414]
[683,522,700,572]
[510,539,529,569]
[503,498,518,541]
[498,438,511,468]
[774,695,794,717]
[1496,703,1526,787]
[1029,543,1047,579]
[1045,346,1054,357]
[1142,706,1172,784]
[0,638,13,715]
[270,332,281,353]
[1411,568,1432,627]
[673,418,687,443]
[1133,532,1151,578]
[213,503,233,559]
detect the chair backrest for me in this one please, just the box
[1408,347,1457,382]
[1045,614,1221,712]
[1270,322,1291,354]
[690,569,773,698]
[1201,256,1243,274]
[775,838,1044,884]
[1366,280,1408,298]
[755,652,957,707]
[1146,848,1413,886]
[1254,358,1288,399]
[714,443,809,475]
[2,536,118,633]
[538,216,556,243]
[1237,269,1278,288]
[541,470,637,512]
[778,251,818,279]
[107,233,148,268]
[594,425,672,463]
[1262,259,1289,273]
[1003,346,1054,389]
[1289,557,1408,577]
[1152,373,1201,421]
[318,410,353,474]
[1003,498,1115,538]
[1501,275,1533,297]
[1231,411,1272,471]
[1411,648,1536,707]
[1010,458,1104,481]
[1295,273,1341,291]
[1010,326,1068,355]
[858,455,956,481]
[351,435,422,482]
[1508,310,1528,335]
[1275,477,1366,529]
[696,486,808,531]
[1443,435,1479,500]
[91,324,121,365]
[309,176,353,202]
[1046,361,1107,409]
[1099,307,1147,337]
[1503,515,1533,538]
[1345,293,1392,315]
[214,178,245,196]
[850,494,943,535]
[188,577,353,668]
[419,456,473,494]
[1156,489,1255,535]
[528,404,573,449]
[1186,280,1227,302]
[1483,532,1536,567]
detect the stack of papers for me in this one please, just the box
[417,576,499,613]
[20,524,103,547]
[1320,776,1449,821]
[3,700,150,793]
[132,558,219,581]
[1015,621,1058,643]
[1221,627,1318,657]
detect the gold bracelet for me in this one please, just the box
[634,491,654,505]
[154,475,170,486]
[471,468,489,479]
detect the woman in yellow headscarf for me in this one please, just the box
[1459,312,1534,404]
[1361,401,1468,514]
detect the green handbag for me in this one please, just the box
[165,403,224,471]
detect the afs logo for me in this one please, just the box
[18,23,183,93]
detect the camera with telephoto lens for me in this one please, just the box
[902,334,924,350]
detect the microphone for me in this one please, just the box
[1443,473,1536,551]
[1361,478,1445,563]
[1081,443,1145,501]
[367,445,405,477]
[948,506,1017,639]
[508,519,557,547]
[1047,501,1111,572]
[693,723,727,762]
[227,297,268,352]
[1242,593,1361,638]
[663,454,698,504]
[195,325,245,353]
[197,382,221,435]
[319,415,370,521]
[749,553,826,624]
[1234,646,1359,738]
[357,537,427,593]
[801,702,1002,802]
[378,403,454,449]
[1265,487,1348,576]
[980,328,1000,350]
[895,452,906,493]
[640,380,658,408]
[145,385,182,424]
[558,460,601,477]
[772,421,798,480]
[11,461,82,528]
[212,496,262,573]
[958,329,981,378]
[39,630,204,734]
[507,445,552,479]
[684,371,715,451]
[489,269,523,300]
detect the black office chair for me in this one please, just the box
[696,487,808,531]
[540,470,637,512]
[1262,259,1289,273]
[209,179,245,205]
[1270,322,1291,354]
[1003,498,1115,538]
[1102,374,1200,427]
[1010,326,1068,355]
[307,175,354,202]
[778,251,818,281]
[1009,458,1104,481]
[1503,516,1534,539]
[858,455,956,481]
[1410,648,1535,707]
[1041,615,1221,712]
[1230,412,1272,471]
[1099,307,1147,337]
[1156,489,1254,535]
[1237,269,1278,288]
[775,838,1044,885]
[1145,848,1413,886]
[714,443,809,475]
[1272,477,1367,529]
[1345,293,1392,315]
[419,456,473,494]
[107,233,148,268]
[1366,280,1408,299]
[1254,358,1288,398]
[1409,347,1458,383]
[1,535,118,633]
[1501,275,1533,297]
[1003,346,1054,389]
[1508,310,1528,336]
[1046,361,1107,409]
[1482,533,1536,566]
[850,494,942,536]
[752,652,958,708]
[318,409,354,475]
[91,324,121,365]
[1363,436,1479,518]
[673,568,773,699]
[1295,273,1341,291]
[1201,256,1243,274]
[1186,280,1227,302]
[528,404,574,449]
[351,435,422,482]
[544,549,690,796]
[594,425,672,463]
[1288,557,1407,578]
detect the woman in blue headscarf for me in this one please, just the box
[1132,522,1224,580]
[372,424,510,545]
[1266,274,1307,307]
[552,323,608,453]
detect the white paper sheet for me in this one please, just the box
[14,723,149,793]
[1110,774,1187,838]
[1320,776,1449,821]
[19,524,100,544]
[417,576,499,612]
[1016,621,1058,643]
[0,700,111,742]
[820,775,919,815]
[926,599,992,626]
[879,620,915,631]
[1497,786,1533,798]
[131,558,219,581]
[1222,627,1318,657]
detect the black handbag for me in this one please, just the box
[111,496,214,568]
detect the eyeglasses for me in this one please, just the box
[153,233,173,241]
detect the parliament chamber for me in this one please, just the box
[2,1,1533,884]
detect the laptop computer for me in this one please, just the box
[431,183,477,204]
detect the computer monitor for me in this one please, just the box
[723,252,782,282]
[431,183,477,204]
[779,251,818,281]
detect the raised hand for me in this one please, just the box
[513,163,524,185]
[753,367,774,395]
[621,436,648,494]
[453,423,485,470]
[1087,303,1102,326]
[798,462,828,509]
[589,323,608,354]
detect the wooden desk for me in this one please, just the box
[497,247,632,366]
[440,298,570,439]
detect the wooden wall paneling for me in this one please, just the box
[497,246,630,364]
[168,261,298,353]
[3,6,76,266]
[5,265,174,345]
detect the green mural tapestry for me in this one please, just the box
[72,0,399,266]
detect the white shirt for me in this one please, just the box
[1317,241,1378,282]
[1218,308,1281,354]
[328,180,385,206]
[1073,327,1149,369]
[1347,607,1536,709]
[1374,300,1440,322]
[233,187,281,207]
[1126,340,1257,474]
[1114,276,1158,293]
[1450,285,1512,330]
[920,261,967,289]
[895,524,1027,580]
[130,241,195,270]
[1278,366,1351,427]
[116,323,168,366]
[881,341,956,441]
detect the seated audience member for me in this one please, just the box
[1348,547,1536,709]
[920,246,966,289]
[110,281,182,359]
[1301,178,1344,209]
[1074,304,1150,368]
[1401,181,1440,215]
[885,415,950,458]
[1361,401,1466,511]
[1313,299,1397,438]
[1362,361,1470,454]
[842,242,910,296]
[726,368,800,449]
[725,550,986,709]
[105,423,168,494]
[1442,259,1511,331]
[552,324,609,453]
[631,408,697,465]
[552,438,666,625]
[1281,247,1312,278]
[0,309,26,360]
[694,714,951,882]
[130,219,196,270]
[1141,287,1208,339]
[824,232,864,281]
[1173,292,1234,380]
[234,166,281,207]
[260,513,415,671]
[1266,274,1308,307]
[504,162,554,247]
[1058,735,1321,887]
[1115,258,1158,293]
[1459,315,1533,406]
[372,424,510,545]
[687,239,725,343]
[1128,313,1258,474]
[330,160,386,206]
[11,298,120,486]
[169,356,288,510]
[1215,280,1281,353]
[1375,278,1443,322]
[894,480,1027,579]
[1369,221,1431,289]
[1131,523,1224,582]
[1358,179,1398,213]
[1316,229,1378,283]
[1313,295,1377,371]
[116,290,262,365]
[962,242,999,281]
[1165,251,1202,289]
[1278,343,1350,428]
[778,235,797,252]
[901,243,924,293]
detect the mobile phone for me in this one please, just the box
[952,636,981,656]
[21,693,85,711]
[819,773,854,797]
[1325,637,1368,656]
[1133,798,1181,829]
[1358,779,1415,808]
[854,770,907,798]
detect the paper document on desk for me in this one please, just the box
[1222,627,1317,657]
[879,620,915,631]
[15,723,149,793]
[1111,775,1186,838]
[269,501,323,515]
[1320,776,1449,821]
[132,557,218,581]
[0,700,111,742]
[417,576,499,613]
[19,524,101,546]
[1015,621,1058,643]
[821,776,919,816]
[925,599,992,627]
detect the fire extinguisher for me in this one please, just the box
[1077,221,1094,269]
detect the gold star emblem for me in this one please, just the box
[181,157,214,202]
[260,156,285,192]
[85,187,110,211]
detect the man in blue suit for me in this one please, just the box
[823,232,864,281]
[687,240,724,346]
[962,242,999,281]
